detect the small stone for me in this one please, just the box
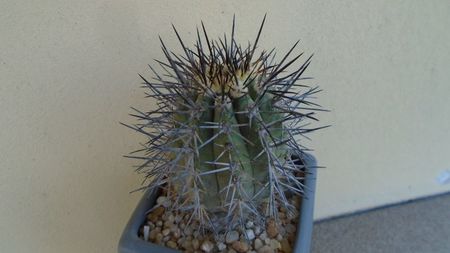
[276,234,282,241]
[173,228,181,239]
[269,239,281,250]
[285,224,296,234]
[143,225,150,241]
[216,233,226,243]
[266,220,278,238]
[226,230,240,243]
[156,196,167,205]
[254,238,264,250]
[163,221,173,229]
[264,238,271,245]
[167,214,175,223]
[259,232,268,241]
[147,206,165,223]
[200,240,214,253]
[254,226,262,235]
[162,228,170,236]
[231,241,249,253]
[155,233,163,244]
[149,227,161,240]
[217,242,227,251]
[175,214,183,223]
[280,239,292,253]
[245,229,256,240]
[278,226,286,236]
[163,236,170,242]
[182,240,193,251]
[257,245,274,253]
[192,239,200,250]
[166,240,178,249]
[156,221,163,227]
[170,225,179,233]
[184,226,193,235]
[246,221,254,229]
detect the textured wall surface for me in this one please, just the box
[1,1,450,252]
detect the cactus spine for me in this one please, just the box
[126,15,323,232]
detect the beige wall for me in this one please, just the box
[1,1,450,252]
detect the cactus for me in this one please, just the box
[125,15,324,232]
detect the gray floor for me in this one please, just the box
[311,193,450,253]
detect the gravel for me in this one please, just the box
[140,194,302,253]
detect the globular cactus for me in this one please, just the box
[125,15,324,233]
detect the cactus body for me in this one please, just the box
[126,16,323,231]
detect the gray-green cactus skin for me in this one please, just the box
[125,16,324,231]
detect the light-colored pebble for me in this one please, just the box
[143,225,150,241]
[245,229,256,240]
[254,226,262,235]
[156,196,167,205]
[246,221,254,229]
[254,238,263,250]
[182,240,193,251]
[164,221,173,229]
[200,240,214,253]
[259,232,268,241]
[276,234,283,241]
[269,239,281,250]
[166,240,177,249]
[172,228,180,238]
[217,242,227,251]
[225,231,240,243]
[162,228,170,236]
[257,245,274,253]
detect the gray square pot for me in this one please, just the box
[118,153,317,253]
